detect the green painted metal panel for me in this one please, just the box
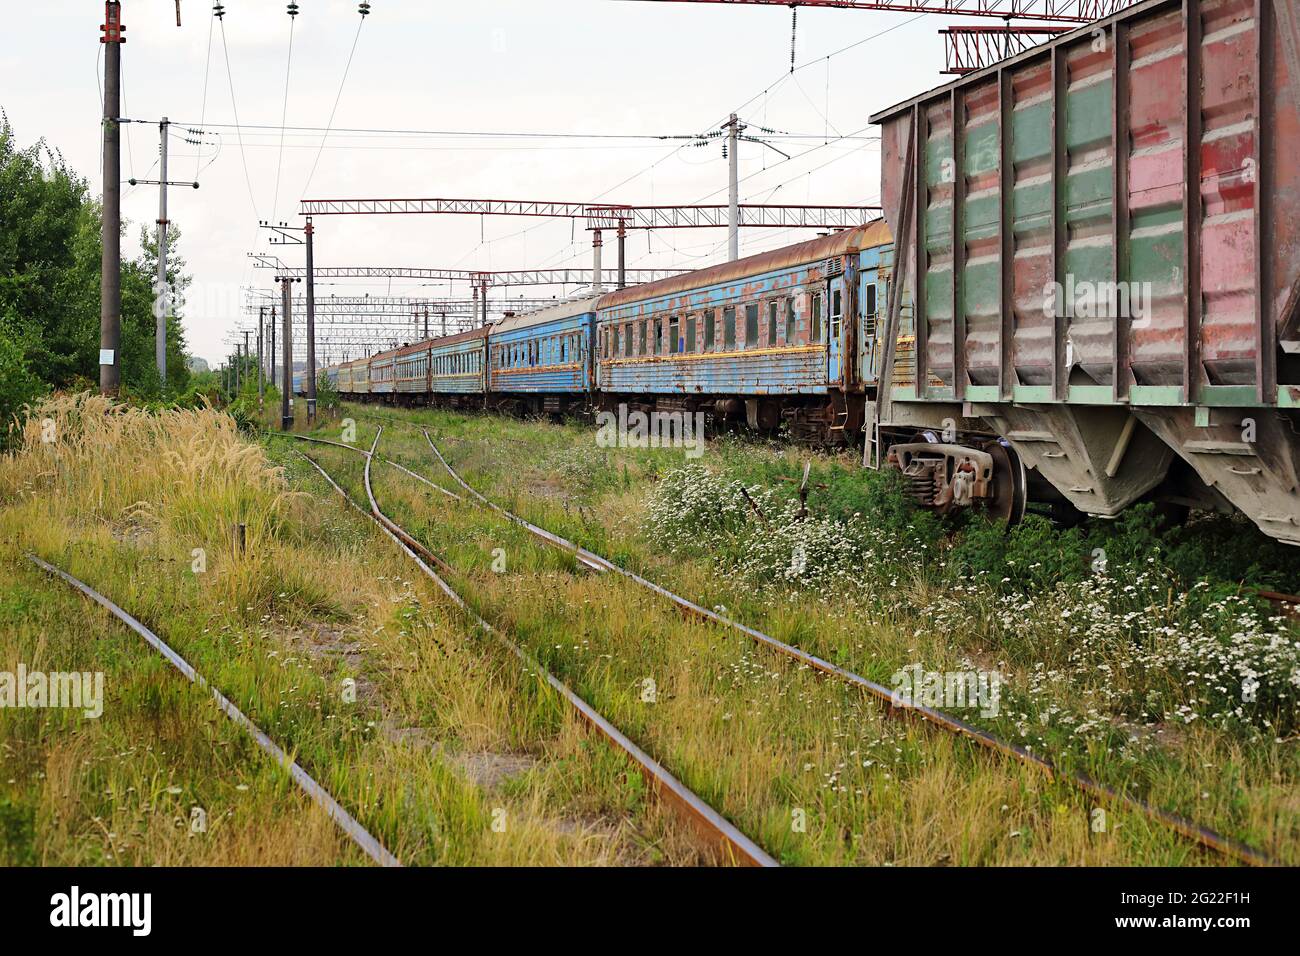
[964,119,999,177]
[1011,100,1051,164]
[1065,79,1113,151]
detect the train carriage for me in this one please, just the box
[369,351,396,398]
[394,341,432,403]
[864,0,1300,542]
[428,327,488,406]
[488,297,598,414]
[594,222,890,440]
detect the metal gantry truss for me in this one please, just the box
[248,255,688,288]
[297,198,879,231]
[625,0,1141,74]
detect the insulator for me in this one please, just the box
[359,1,371,15]
[213,2,224,19]
[287,2,299,16]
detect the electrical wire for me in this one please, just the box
[194,6,216,181]
[218,14,260,218]
[271,13,297,222]
[301,12,367,199]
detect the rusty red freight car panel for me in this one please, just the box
[870,0,1300,410]
[869,0,1300,545]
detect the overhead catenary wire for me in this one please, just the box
[217,8,261,219]
[300,9,369,199]
[271,6,298,224]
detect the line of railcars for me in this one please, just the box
[322,0,1300,545]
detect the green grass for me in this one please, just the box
[313,401,1299,865]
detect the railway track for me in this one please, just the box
[24,553,402,868]
[292,430,779,868]
[412,426,1275,868]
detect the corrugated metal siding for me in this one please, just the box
[871,0,1300,407]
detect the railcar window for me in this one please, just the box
[724,307,736,350]
[704,309,715,351]
[767,301,778,347]
[612,327,619,359]
[686,315,696,353]
[830,289,842,344]
[744,303,758,348]
[637,319,646,355]
[785,298,795,345]
[811,292,823,343]
[654,318,663,355]
[624,323,633,357]
[669,316,679,354]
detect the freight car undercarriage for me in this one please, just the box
[873,400,1300,546]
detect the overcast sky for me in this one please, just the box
[5,1,973,366]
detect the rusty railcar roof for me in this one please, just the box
[869,0,1166,123]
[596,220,891,310]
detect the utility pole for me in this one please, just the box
[155,117,169,384]
[304,218,318,422]
[480,280,488,328]
[423,306,429,339]
[269,306,276,391]
[99,2,124,396]
[257,307,265,407]
[617,219,627,290]
[280,276,296,430]
[592,230,604,294]
[235,343,242,393]
[726,113,744,262]
[241,330,252,395]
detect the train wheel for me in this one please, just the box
[984,440,1027,526]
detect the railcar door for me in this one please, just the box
[826,275,845,385]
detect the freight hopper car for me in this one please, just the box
[595,222,894,443]
[488,297,599,416]
[868,0,1300,544]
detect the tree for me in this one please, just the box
[0,110,193,410]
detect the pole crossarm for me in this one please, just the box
[297,198,879,230]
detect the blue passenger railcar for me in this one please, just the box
[594,222,888,440]
[428,327,487,407]
[394,341,431,404]
[370,351,396,399]
[488,297,597,414]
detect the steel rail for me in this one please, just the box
[298,434,778,867]
[24,553,401,868]
[419,428,1275,867]
[267,432,463,501]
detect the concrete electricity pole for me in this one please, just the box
[726,113,744,262]
[99,2,124,396]
[257,307,265,407]
[592,230,603,294]
[155,117,169,384]
[269,306,276,391]
[617,219,627,290]
[304,218,318,422]
[279,276,297,430]
[241,330,252,395]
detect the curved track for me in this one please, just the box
[25,553,402,868]
[293,431,779,868]
[416,427,1275,867]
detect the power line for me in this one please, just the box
[194,6,216,181]
[217,9,260,219]
[301,9,368,199]
[271,6,298,223]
